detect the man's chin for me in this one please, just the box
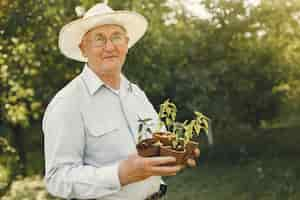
[98,63,122,73]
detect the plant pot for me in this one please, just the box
[153,132,176,146]
[185,141,199,160]
[160,145,186,165]
[136,138,160,157]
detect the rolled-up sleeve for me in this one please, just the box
[42,97,121,199]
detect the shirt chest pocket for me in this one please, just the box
[84,120,135,162]
[85,120,122,152]
[87,121,120,137]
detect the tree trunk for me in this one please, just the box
[11,125,26,176]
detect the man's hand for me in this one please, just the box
[119,154,184,186]
[186,148,200,167]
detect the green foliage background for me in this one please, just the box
[1,0,300,199]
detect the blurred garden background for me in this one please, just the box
[1,0,300,199]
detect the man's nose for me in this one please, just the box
[103,39,116,51]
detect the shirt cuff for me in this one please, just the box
[95,162,121,192]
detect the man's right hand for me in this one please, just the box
[118,154,183,186]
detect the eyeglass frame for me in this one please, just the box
[85,32,129,48]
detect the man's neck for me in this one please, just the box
[87,64,121,90]
[99,73,121,90]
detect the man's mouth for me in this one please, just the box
[103,55,118,59]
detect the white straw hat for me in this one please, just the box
[58,3,148,62]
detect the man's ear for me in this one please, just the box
[79,42,87,57]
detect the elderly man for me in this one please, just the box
[43,3,199,200]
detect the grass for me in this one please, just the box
[2,124,300,199]
[165,155,300,200]
[2,155,300,200]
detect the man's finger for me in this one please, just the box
[150,165,183,176]
[194,148,200,158]
[186,159,197,167]
[146,156,176,166]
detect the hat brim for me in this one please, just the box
[59,11,148,62]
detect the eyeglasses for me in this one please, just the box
[91,33,128,47]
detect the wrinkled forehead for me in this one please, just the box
[83,24,127,39]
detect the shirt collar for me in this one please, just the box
[120,73,133,94]
[81,64,105,95]
[80,64,133,96]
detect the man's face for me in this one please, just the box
[80,24,129,74]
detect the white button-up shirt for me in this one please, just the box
[42,65,161,200]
